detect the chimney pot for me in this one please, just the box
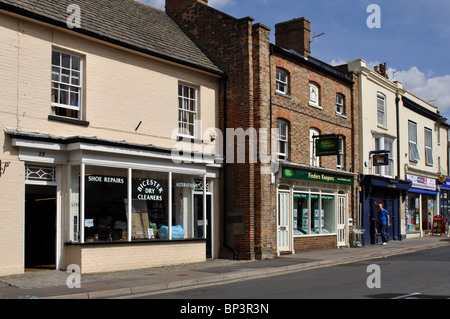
[275,18,311,57]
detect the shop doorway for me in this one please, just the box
[25,185,57,270]
[277,192,291,253]
[337,195,347,247]
[194,194,212,258]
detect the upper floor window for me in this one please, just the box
[310,128,320,167]
[309,83,321,108]
[336,93,345,115]
[276,68,289,95]
[336,136,345,170]
[374,135,394,177]
[377,93,386,127]
[277,119,289,160]
[425,128,433,166]
[408,121,420,162]
[178,84,198,138]
[51,49,83,120]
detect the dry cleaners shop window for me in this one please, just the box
[69,165,206,243]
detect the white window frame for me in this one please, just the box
[373,135,394,177]
[377,93,386,127]
[336,137,344,170]
[276,68,289,95]
[51,49,83,120]
[310,128,320,167]
[309,83,321,109]
[178,84,198,138]
[336,93,345,115]
[408,121,420,162]
[425,127,434,166]
[277,119,289,160]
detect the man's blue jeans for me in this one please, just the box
[380,224,388,243]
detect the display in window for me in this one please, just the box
[132,171,168,240]
[84,167,128,242]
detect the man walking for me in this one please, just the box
[377,202,390,245]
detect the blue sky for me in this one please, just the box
[141,0,450,121]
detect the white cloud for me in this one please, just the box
[389,66,450,117]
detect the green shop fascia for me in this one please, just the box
[281,167,354,186]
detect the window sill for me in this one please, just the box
[275,91,292,99]
[336,112,348,119]
[65,238,206,246]
[309,102,323,110]
[177,136,203,144]
[48,115,89,126]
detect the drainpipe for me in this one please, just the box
[222,75,238,260]
[396,96,401,180]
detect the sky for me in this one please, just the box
[140,0,450,122]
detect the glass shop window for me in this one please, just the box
[172,174,204,240]
[84,166,128,242]
[406,194,420,232]
[321,195,335,234]
[294,193,309,235]
[131,170,168,240]
[293,192,336,236]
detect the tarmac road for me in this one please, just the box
[124,245,450,300]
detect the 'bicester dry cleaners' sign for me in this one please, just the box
[282,167,354,186]
[135,179,164,201]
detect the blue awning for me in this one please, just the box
[408,188,438,196]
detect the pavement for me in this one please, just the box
[1,235,449,299]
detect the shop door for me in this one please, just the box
[337,195,347,247]
[277,192,291,252]
[25,185,57,270]
[194,194,212,258]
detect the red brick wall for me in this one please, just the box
[294,235,337,252]
[167,0,360,258]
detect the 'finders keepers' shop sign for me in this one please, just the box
[282,167,354,186]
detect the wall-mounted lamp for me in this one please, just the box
[0,160,10,177]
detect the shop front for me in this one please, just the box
[277,166,354,254]
[359,175,411,244]
[9,131,220,273]
[405,174,438,237]
[439,178,450,225]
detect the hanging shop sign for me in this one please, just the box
[372,153,389,166]
[314,135,342,157]
[282,167,353,186]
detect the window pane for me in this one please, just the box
[322,195,335,234]
[84,166,128,242]
[52,50,60,66]
[132,170,168,240]
[72,56,80,71]
[294,194,309,236]
[62,53,71,68]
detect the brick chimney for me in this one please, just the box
[275,18,311,57]
[166,0,208,12]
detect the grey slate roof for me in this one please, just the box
[0,0,223,75]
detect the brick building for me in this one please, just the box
[167,0,359,259]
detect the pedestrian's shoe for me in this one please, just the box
[382,242,387,245]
